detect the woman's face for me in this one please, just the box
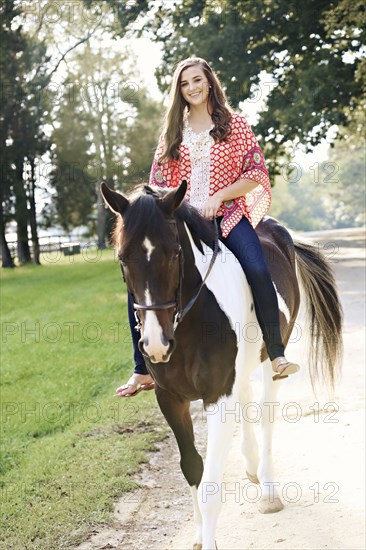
[180,65,210,108]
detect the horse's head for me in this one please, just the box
[101,181,187,363]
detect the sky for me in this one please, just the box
[129,37,164,101]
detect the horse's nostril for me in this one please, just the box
[168,338,176,356]
[139,334,175,363]
[138,340,146,356]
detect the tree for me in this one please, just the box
[123,88,164,188]
[46,75,96,233]
[270,171,331,231]
[61,44,137,247]
[1,0,104,266]
[270,136,365,230]
[140,0,365,169]
[45,37,163,246]
[0,1,17,267]
[0,0,36,266]
[325,141,365,227]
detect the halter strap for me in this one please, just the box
[173,218,219,328]
[133,302,177,311]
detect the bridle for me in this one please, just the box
[122,218,219,332]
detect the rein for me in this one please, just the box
[132,218,219,331]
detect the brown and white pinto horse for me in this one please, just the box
[101,181,343,550]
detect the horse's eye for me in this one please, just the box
[119,255,128,267]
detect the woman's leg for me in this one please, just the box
[127,293,149,375]
[115,294,153,397]
[218,216,285,361]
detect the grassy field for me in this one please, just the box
[0,250,166,549]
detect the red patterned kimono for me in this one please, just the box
[149,113,271,237]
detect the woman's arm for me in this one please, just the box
[149,132,166,187]
[202,177,259,218]
[202,115,270,219]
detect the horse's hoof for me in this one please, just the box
[193,544,202,550]
[258,496,284,514]
[246,470,260,484]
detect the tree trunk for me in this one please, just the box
[28,158,41,264]
[0,115,15,267]
[0,206,15,268]
[14,158,31,264]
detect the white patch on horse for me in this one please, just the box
[184,223,250,331]
[142,237,155,262]
[273,282,290,323]
[143,286,169,362]
[184,223,263,374]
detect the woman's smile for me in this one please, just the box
[180,65,210,107]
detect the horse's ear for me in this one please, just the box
[160,180,187,214]
[100,182,129,216]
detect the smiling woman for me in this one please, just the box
[117,56,300,400]
[180,66,211,113]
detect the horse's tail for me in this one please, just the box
[293,240,343,388]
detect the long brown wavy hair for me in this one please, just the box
[159,57,232,163]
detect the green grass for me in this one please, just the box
[0,250,166,549]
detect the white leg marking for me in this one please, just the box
[190,486,203,546]
[240,382,260,481]
[142,237,155,262]
[257,359,284,513]
[143,286,169,362]
[199,395,237,549]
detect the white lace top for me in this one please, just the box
[182,118,214,212]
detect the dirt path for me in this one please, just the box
[76,228,365,550]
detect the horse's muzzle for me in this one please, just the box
[139,337,176,364]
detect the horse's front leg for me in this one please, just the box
[199,394,237,550]
[257,358,284,513]
[155,388,203,549]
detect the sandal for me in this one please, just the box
[272,358,300,381]
[115,376,155,398]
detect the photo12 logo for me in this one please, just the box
[203,401,339,424]
[200,480,340,505]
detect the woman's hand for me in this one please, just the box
[202,193,223,219]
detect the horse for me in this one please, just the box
[101,180,343,550]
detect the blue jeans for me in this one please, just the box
[127,293,148,375]
[127,216,285,374]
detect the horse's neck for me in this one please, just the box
[182,220,248,298]
[179,221,252,341]
[178,223,204,292]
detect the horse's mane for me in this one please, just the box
[112,185,217,253]
[175,199,217,253]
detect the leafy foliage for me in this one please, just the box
[46,78,96,231]
[123,87,163,187]
[146,0,365,166]
[271,141,365,230]
[45,43,163,243]
[0,0,51,265]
